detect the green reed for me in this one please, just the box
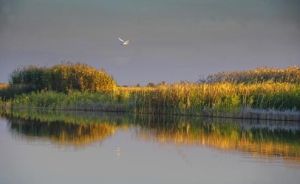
[7,82,300,115]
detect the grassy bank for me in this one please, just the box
[5,82,300,120]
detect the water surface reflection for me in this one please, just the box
[4,110,300,163]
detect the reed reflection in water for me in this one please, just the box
[4,110,300,163]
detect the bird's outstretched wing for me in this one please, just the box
[118,37,124,43]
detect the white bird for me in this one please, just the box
[118,37,130,46]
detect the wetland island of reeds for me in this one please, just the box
[0,63,300,121]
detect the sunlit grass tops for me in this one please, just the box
[202,66,300,84]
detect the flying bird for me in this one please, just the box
[118,37,130,46]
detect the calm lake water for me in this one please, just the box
[0,111,300,184]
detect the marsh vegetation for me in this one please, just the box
[1,64,300,120]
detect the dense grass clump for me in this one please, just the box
[9,63,116,94]
[202,66,300,84]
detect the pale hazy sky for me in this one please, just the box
[0,0,299,85]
